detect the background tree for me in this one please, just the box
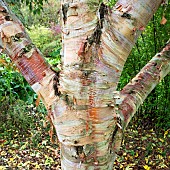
[0,0,169,169]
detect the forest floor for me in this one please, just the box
[0,103,170,170]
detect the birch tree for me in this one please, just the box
[0,0,170,169]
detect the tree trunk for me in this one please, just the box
[56,0,163,169]
[0,0,169,169]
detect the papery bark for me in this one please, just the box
[50,0,162,169]
[0,0,58,108]
[1,0,168,169]
[118,40,170,128]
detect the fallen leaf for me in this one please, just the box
[0,166,6,170]
[0,59,7,66]
[164,129,169,138]
[145,157,149,164]
[159,138,164,143]
[0,139,6,144]
[143,165,150,170]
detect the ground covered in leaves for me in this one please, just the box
[0,102,170,170]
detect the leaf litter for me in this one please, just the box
[0,105,169,170]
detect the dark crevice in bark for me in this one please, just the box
[12,43,35,60]
[121,12,131,19]
[98,2,108,29]
[11,32,25,42]
[60,93,74,107]
[88,24,102,45]
[87,3,108,45]
[23,44,34,53]
[111,117,122,142]
[111,124,118,142]
[77,3,108,57]
[4,15,11,21]
[0,6,7,13]
[62,3,69,24]
[76,146,84,157]
[53,71,61,96]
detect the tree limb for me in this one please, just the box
[118,39,170,128]
[100,0,162,87]
[0,0,59,108]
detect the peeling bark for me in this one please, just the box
[119,40,170,128]
[0,0,59,108]
[51,0,163,169]
[0,0,169,169]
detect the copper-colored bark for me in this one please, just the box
[119,40,170,128]
[0,0,169,169]
[0,0,58,108]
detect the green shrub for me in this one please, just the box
[21,0,60,27]
[27,25,61,66]
[0,54,35,104]
[0,98,47,142]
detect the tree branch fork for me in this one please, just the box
[0,0,169,168]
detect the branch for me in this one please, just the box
[118,39,170,128]
[0,0,59,108]
[99,0,162,87]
